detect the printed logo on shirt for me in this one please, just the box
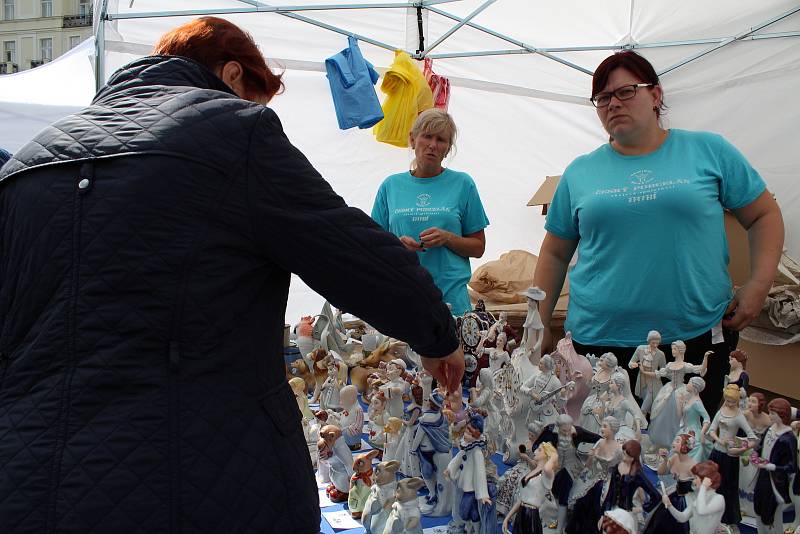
[592,169,691,205]
[416,194,431,207]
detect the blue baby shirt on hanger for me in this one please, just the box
[325,36,384,130]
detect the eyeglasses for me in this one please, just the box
[590,83,654,108]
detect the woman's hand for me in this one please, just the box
[722,281,770,331]
[399,235,424,252]
[419,227,453,249]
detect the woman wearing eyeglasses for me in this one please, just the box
[533,51,783,413]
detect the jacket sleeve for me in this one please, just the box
[245,108,458,358]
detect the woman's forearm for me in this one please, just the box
[446,234,485,258]
[532,249,570,328]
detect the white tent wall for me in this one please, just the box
[1,0,798,323]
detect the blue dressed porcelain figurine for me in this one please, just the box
[410,390,454,517]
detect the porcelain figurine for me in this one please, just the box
[295,315,316,359]
[600,509,638,534]
[601,439,660,521]
[318,424,354,502]
[289,376,314,422]
[599,373,645,443]
[288,358,316,396]
[367,392,389,448]
[501,442,558,534]
[740,391,773,518]
[707,383,758,527]
[351,340,403,394]
[531,414,601,533]
[552,332,592,421]
[443,389,470,446]
[628,330,666,415]
[308,348,332,403]
[349,449,382,518]
[495,424,540,517]
[383,417,403,463]
[645,343,712,448]
[445,414,493,534]
[383,477,426,534]
[469,368,502,455]
[491,347,524,464]
[393,385,423,477]
[724,349,749,409]
[521,354,566,428]
[745,392,772,436]
[790,419,800,534]
[339,384,365,450]
[661,460,725,534]
[675,376,711,462]
[579,352,618,435]
[518,287,546,362]
[380,359,410,419]
[416,369,433,408]
[410,391,454,517]
[753,398,797,534]
[566,416,623,534]
[643,432,697,534]
[363,460,401,534]
[319,358,342,411]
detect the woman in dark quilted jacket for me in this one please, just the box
[0,17,464,534]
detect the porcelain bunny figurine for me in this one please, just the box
[349,449,381,518]
[383,477,425,534]
[318,424,353,502]
[362,460,401,534]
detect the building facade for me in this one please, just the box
[0,0,92,74]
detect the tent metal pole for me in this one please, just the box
[419,0,496,56]
[424,5,593,75]
[658,5,800,76]
[95,0,109,92]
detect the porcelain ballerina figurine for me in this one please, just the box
[628,330,666,417]
[661,460,725,534]
[753,398,797,534]
[644,432,697,534]
[645,342,712,448]
[707,383,758,528]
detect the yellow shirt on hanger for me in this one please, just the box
[373,50,434,147]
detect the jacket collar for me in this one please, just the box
[93,55,236,103]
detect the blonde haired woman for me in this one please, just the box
[371,109,489,314]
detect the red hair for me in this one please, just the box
[767,398,792,424]
[691,461,721,490]
[751,392,767,413]
[153,16,283,100]
[622,440,642,475]
[730,350,748,369]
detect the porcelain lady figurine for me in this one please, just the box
[367,392,389,448]
[502,442,558,534]
[518,286,546,362]
[445,414,492,534]
[675,376,711,462]
[745,392,772,436]
[349,449,382,518]
[739,392,774,518]
[579,352,617,434]
[645,342,712,448]
[753,398,797,534]
[552,332,592,421]
[725,349,749,409]
[393,385,424,477]
[410,391,454,517]
[362,460,401,534]
[469,368,502,454]
[495,423,540,517]
[628,330,666,409]
[707,383,758,527]
[601,440,661,517]
[319,357,342,411]
[566,416,623,534]
[662,460,725,534]
[339,384,365,450]
[380,359,410,419]
[600,374,645,443]
[643,432,697,534]
[521,354,564,428]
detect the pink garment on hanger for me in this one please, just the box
[423,58,451,111]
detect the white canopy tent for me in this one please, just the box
[1,0,798,324]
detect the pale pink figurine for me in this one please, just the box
[552,332,592,421]
[339,384,364,451]
[295,315,315,357]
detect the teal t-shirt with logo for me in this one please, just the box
[545,129,765,346]
[371,168,489,315]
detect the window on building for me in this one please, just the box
[70,36,81,49]
[40,38,52,63]
[3,0,14,21]
[3,41,15,63]
[41,0,52,17]
[79,0,91,17]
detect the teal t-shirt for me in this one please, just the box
[371,168,489,315]
[545,129,765,346]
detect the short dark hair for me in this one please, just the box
[592,51,666,117]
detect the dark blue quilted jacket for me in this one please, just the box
[0,56,458,533]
